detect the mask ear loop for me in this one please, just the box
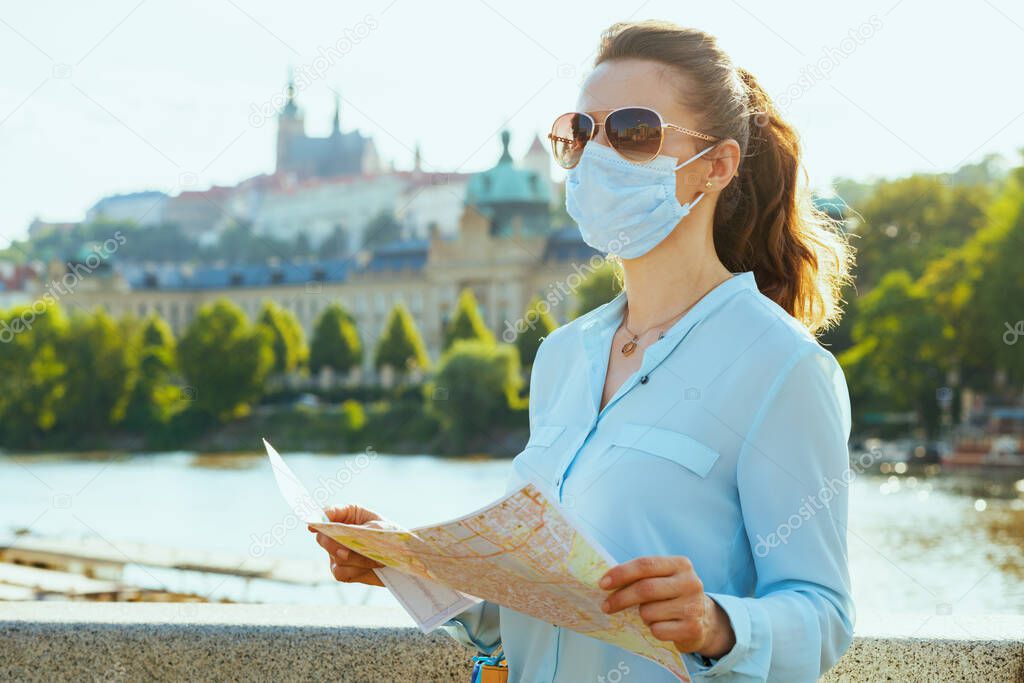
[672,143,718,170]
[673,143,718,208]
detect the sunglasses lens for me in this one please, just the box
[606,108,663,163]
[549,113,593,169]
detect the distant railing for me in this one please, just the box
[1,603,1021,682]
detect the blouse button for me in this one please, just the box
[640,375,649,385]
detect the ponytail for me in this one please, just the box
[596,22,853,334]
[715,68,852,333]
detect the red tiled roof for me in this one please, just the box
[171,186,236,202]
[0,263,39,290]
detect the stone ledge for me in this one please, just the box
[823,612,1024,682]
[0,604,1021,682]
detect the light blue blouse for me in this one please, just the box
[445,271,854,682]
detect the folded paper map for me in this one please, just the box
[277,445,690,681]
[264,440,479,631]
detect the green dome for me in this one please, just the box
[466,130,550,207]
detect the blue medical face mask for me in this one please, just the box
[565,142,716,259]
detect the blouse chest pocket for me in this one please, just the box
[527,425,565,448]
[610,423,720,478]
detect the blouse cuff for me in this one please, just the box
[683,592,767,680]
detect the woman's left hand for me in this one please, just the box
[599,555,735,659]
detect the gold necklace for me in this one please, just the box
[619,278,726,356]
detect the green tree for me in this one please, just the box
[573,261,622,318]
[912,160,1024,392]
[309,303,362,375]
[958,163,1024,386]
[363,210,404,248]
[0,302,68,444]
[124,313,180,429]
[258,300,308,374]
[838,270,952,434]
[850,174,989,292]
[831,177,878,212]
[375,302,429,375]
[950,153,1008,187]
[444,288,494,349]
[321,224,348,258]
[294,231,313,258]
[201,220,299,263]
[57,308,138,434]
[178,299,273,420]
[514,297,557,367]
[429,340,523,449]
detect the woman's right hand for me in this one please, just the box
[308,504,386,587]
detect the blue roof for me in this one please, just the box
[125,259,356,291]
[121,240,430,291]
[543,226,599,262]
[990,407,1024,420]
[96,190,167,203]
[372,239,429,255]
[91,191,168,214]
[364,239,428,273]
[120,232,599,292]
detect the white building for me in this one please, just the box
[393,170,471,239]
[253,174,408,250]
[521,134,558,207]
[86,191,168,227]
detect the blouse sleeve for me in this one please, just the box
[442,601,502,654]
[686,345,855,681]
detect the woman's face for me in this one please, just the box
[576,58,718,205]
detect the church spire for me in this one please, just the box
[331,91,341,136]
[282,67,299,118]
[498,130,513,164]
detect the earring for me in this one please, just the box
[705,181,713,188]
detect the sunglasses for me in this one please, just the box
[548,106,719,170]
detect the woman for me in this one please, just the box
[311,20,855,682]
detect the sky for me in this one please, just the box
[2,0,1023,244]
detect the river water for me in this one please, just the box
[1,451,1022,615]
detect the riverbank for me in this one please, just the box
[3,453,1022,613]
[0,397,530,457]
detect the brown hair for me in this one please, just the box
[595,20,853,334]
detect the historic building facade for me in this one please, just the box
[275,78,379,180]
[47,133,596,369]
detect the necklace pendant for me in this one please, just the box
[621,339,638,356]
